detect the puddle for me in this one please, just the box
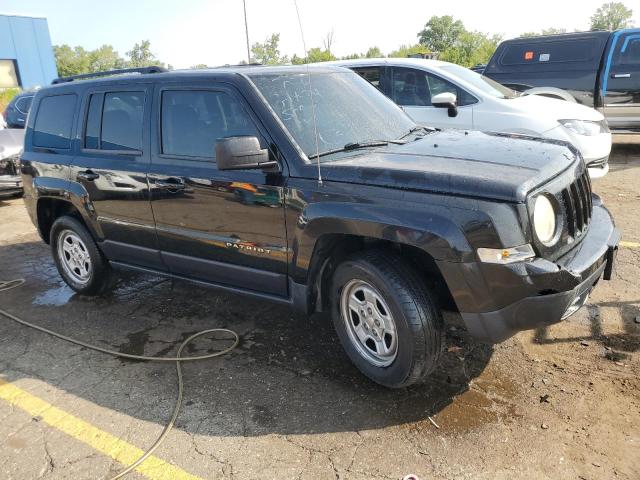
[431,389,499,432]
[32,284,75,306]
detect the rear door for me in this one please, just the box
[147,82,289,297]
[390,67,475,129]
[71,85,162,269]
[603,30,640,130]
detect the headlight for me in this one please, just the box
[533,194,557,245]
[558,119,608,136]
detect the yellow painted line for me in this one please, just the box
[0,378,202,480]
[620,241,640,249]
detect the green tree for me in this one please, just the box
[88,45,126,72]
[190,64,209,69]
[365,46,383,58]
[305,47,336,63]
[251,33,289,65]
[341,52,362,60]
[521,28,568,37]
[127,40,164,68]
[388,44,430,58]
[291,47,336,64]
[590,2,634,30]
[53,44,91,77]
[418,15,465,53]
[440,31,502,67]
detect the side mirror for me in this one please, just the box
[431,92,458,117]
[216,136,277,171]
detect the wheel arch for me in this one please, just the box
[33,178,102,244]
[292,210,470,315]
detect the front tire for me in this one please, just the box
[51,216,112,295]
[330,250,443,388]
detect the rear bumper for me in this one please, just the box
[440,201,619,343]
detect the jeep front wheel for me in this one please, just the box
[330,250,443,388]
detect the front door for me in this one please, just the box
[390,67,475,129]
[148,84,289,297]
[71,86,162,269]
[603,30,640,130]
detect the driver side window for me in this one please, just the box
[391,68,477,107]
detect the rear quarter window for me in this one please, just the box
[500,38,600,66]
[33,94,77,149]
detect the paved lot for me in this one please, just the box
[0,143,639,480]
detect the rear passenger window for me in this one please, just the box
[102,92,144,151]
[161,90,260,159]
[82,91,144,152]
[33,94,76,149]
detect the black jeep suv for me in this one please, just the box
[21,65,619,388]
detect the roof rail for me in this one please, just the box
[51,66,168,84]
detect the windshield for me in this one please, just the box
[439,64,518,99]
[249,71,415,161]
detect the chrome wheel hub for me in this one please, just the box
[340,279,398,367]
[57,230,92,284]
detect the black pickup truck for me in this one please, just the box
[20,66,619,388]
[484,29,640,132]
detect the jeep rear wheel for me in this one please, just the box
[330,250,443,388]
[51,216,112,295]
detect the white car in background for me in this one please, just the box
[330,58,612,178]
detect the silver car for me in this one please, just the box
[0,129,25,198]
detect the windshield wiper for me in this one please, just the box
[316,139,405,158]
[400,125,436,139]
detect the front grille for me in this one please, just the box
[560,170,593,238]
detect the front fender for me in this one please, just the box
[290,201,475,283]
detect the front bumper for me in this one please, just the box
[586,155,609,179]
[0,175,23,197]
[442,201,619,343]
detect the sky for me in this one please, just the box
[2,0,639,68]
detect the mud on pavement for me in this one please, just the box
[0,143,639,480]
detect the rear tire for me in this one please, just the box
[330,249,443,388]
[51,216,112,295]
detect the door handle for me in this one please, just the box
[77,170,100,181]
[154,178,186,191]
[612,73,631,78]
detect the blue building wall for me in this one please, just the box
[0,14,58,89]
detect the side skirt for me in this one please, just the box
[109,260,310,310]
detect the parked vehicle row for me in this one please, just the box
[332,58,612,178]
[20,66,619,388]
[484,28,640,133]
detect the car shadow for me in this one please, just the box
[0,240,493,437]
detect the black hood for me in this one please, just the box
[319,130,580,202]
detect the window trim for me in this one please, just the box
[80,89,147,156]
[14,95,34,115]
[32,93,78,151]
[156,84,270,164]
